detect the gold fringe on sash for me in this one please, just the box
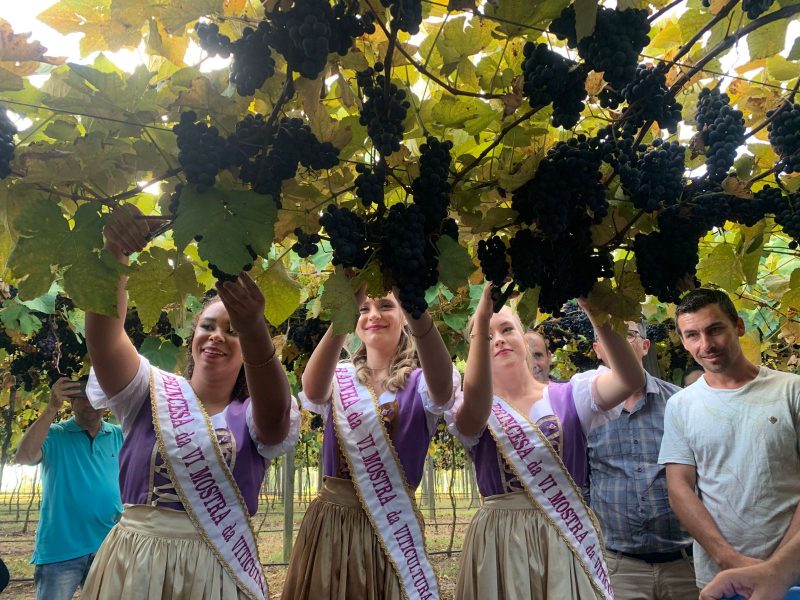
[455,491,603,600]
[281,477,404,600]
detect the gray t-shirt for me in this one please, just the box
[658,366,800,586]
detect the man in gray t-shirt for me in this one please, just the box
[658,288,800,589]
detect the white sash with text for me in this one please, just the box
[331,364,439,600]
[151,368,267,600]
[487,397,614,600]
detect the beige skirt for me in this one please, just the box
[281,477,403,600]
[82,504,248,600]
[456,491,603,600]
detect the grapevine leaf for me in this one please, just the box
[697,243,743,293]
[62,249,127,316]
[354,259,385,301]
[436,236,475,293]
[7,199,124,314]
[747,19,789,61]
[740,329,762,364]
[254,260,302,327]
[443,310,469,332]
[320,269,357,336]
[516,288,540,327]
[789,36,800,61]
[18,282,58,314]
[172,186,277,276]
[483,0,570,36]
[0,19,66,65]
[574,0,599,43]
[128,247,203,331]
[780,269,800,314]
[0,300,42,336]
[139,337,181,372]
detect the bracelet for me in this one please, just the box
[411,318,436,339]
[243,346,277,368]
[469,332,491,341]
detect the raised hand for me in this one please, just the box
[473,284,496,331]
[47,377,82,414]
[103,204,166,260]
[215,272,267,337]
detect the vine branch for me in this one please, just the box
[453,106,541,186]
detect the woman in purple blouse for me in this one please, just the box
[282,289,460,600]
[81,206,299,600]
[448,287,645,600]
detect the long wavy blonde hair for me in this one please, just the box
[347,325,418,392]
[466,303,535,373]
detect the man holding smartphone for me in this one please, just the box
[16,377,123,600]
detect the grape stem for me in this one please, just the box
[453,106,542,186]
[265,70,296,138]
[598,209,645,250]
[363,0,505,101]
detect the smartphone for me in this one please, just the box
[71,377,89,399]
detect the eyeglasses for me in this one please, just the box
[626,330,643,340]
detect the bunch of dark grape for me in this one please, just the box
[238,116,340,206]
[0,328,14,355]
[124,309,148,349]
[173,111,228,192]
[380,0,423,34]
[329,1,376,55]
[0,105,16,179]
[319,204,370,268]
[591,125,637,168]
[619,65,683,136]
[269,0,333,79]
[196,22,232,58]
[229,21,274,96]
[441,217,459,241]
[620,139,686,211]
[774,193,800,249]
[513,135,606,235]
[729,186,781,227]
[379,203,433,318]
[357,64,410,156]
[742,0,775,19]
[477,235,509,287]
[209,245,257,283]
[292,227,321,257]
[633,209,702,303]
[287,314,330,353]
[705,108,745,182]
[521,43,587,129]
[646,322,669,343]
[767,103,800,174]
[411,137,453,232]
[507,219,612,314]
[550,5,650,90]
[354,163,386,208]
[695,88,745,181]
[166,183,183,216]
[225,113,272,167]
[153,312,184,347]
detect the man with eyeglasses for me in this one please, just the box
[578,320,697,599]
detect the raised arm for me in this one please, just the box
[217,274,292,446]
[300,286,365,404]
[15,378,77,465]
[580,299,646,410]
[666,463,761,571]
[456,285,495,437]
[85,206,151,397]
[399,298,454,406]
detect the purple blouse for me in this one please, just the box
[302,365,460,489]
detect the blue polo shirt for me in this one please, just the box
[31,417,123,565]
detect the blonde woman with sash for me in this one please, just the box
[82,206,299,600]
[448,287,646,600]
[282,289,460,600]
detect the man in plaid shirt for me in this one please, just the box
[583,320,697,599]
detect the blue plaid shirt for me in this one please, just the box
[587,368,692,553]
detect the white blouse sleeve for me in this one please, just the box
[246,396,301,461]
[443,394,485,450]
[299,390,331,420]
[570,366,624,436]
[418,366,461,434]
[87,355,151,436]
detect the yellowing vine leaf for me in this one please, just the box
[321,268,357,335]
[255,260,302,327]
